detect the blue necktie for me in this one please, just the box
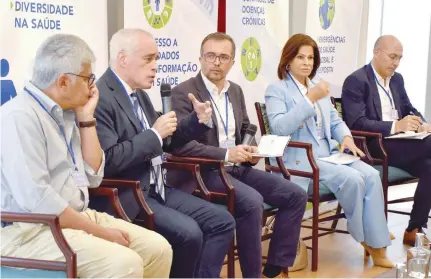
[131,93,165,200]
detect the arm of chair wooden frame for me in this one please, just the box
[165,154,235,215]
[88,187,131,223]
[96,180,153,230]
[265,141,320,202]
[162,161,211,201]
[1,212,77,278]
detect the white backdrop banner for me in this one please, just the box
[226,0,290,137]
[0,0,108,105]
[124,0,218,111]
[306,0,363,97]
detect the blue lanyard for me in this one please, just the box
[208,92,229,138]
[25,88,78,171]
[374,76,394,108]
[370,64,394,108]
[287,71,318,122]
[111,68,146,130]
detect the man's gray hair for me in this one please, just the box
[32,34,96,90]
[109,28,153,66]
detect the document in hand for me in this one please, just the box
[318,152,360,165]
[385,131,431,140]
[252,135,291,157]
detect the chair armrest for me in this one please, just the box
[352,135,374,165]
[99,180,154,230]
[162,161,211,201]
[1,212,77,278]
[166,154,235,215]
[89,187,131,223]
[277,141,319,201]
[351,130,386,164]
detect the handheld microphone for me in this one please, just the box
[160,83,172,114]
[160,83,172,146]
[242,124,258,145]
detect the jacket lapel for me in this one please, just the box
[104,68,142,132]
[389,83,403,119]
[284,78,319,143]
[226,89,242,142]
[366,64,383,120]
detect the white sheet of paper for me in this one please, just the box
[385,131,431,140]
[252,135,290,157]
[318,152,360,165]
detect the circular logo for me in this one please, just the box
[143,0,173,29]
[319,0,335,30]
[240,37,262,82]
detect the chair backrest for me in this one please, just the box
[330,97,343,119]
[254,102,271,136]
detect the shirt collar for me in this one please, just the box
[201,71,230,96]
[111,68,134,96]
[371,62,393,86]
[25,80,60,114]
[289,72,312,97]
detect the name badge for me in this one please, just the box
[221,139,236,149]
[71,171,90,187]
[151,156,163,166]
[392,109,399,120]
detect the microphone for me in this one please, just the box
[160,83,172,146]
[242,124,258,145]
[160,83,172,114]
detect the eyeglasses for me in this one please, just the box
[65,73,96,86]
[378,49,402,62]
[203,52,232,64]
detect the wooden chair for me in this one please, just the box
[331,97,424,217]
[255,102,352,272]
[0,187,130,278]
[164,155,236,278]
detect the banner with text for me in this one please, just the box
[124,0,218,110]
[226,0,290,136]
[0,0,108,106]
[306,0,363,97]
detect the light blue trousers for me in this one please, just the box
[317,140,391,248]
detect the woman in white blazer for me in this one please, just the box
[264,34,393,268]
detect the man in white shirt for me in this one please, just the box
[1,34,172,278]
[342,35,431,246]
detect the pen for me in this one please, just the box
[409,111,423,124]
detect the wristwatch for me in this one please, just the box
[78,119,97,128]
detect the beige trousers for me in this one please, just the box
[1,209,172,278]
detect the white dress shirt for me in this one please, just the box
[371,64,397,134]
[1,81,105,217]
[201,72,235,161]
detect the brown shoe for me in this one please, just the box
[403,228,430,246]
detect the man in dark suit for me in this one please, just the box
[170,32,308,278]
[94,28,235,278]
[342,35,431,246]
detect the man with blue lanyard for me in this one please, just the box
[1,34,173,278]
[342,35,431,246]
[94,28,235,278]
[169,32,308,278]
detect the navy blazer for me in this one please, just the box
[92,68,208,218]
[341,64,424,137]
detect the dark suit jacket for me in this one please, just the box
[93,68,209,218]
[168,72,256,193]
[341,64,425,137]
